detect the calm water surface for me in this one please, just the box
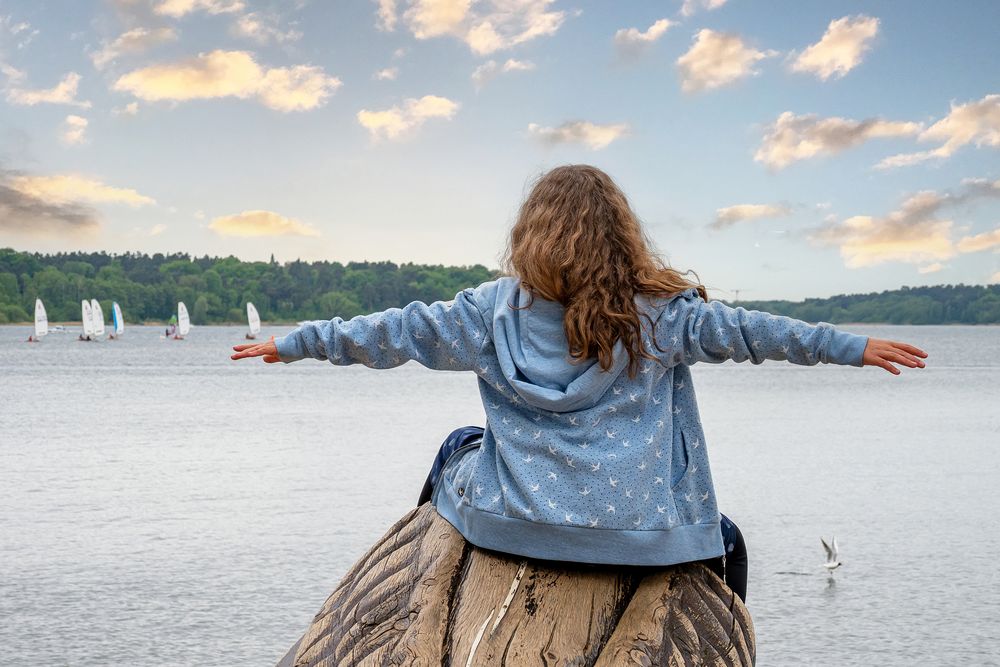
[1,324,998,666]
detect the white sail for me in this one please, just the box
[90,299,106,336]
[34,298,48,337]
[177,301,191,336]
[247,302,261,336]
[81,300,95,337]
[112,302,125,335]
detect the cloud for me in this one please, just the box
[113,101,140,115]
[374,0,398,31]
[614,18,673,60]
[5,71,91,108]
[991,271,1000,284]
[527,120,630,150]
[357,95,459,140]
[917,262,944,274]
[0,182,99,236]
[755,111,922,169]
[60,115,88,146]
[9,173,155,206]
[1,14,38,49]
[676,29,777,93]
[90,26,178,69]
[113,50,341,112]
[712,203,791,230]
[957,227,1000,253]
[209,210,320,237]
[231,12,302,44]
[149,223,167,236]
[402,0,565,55]
[374,66,398,80]
[154,0,245,18]
[810,179,1000,268]
[790,15,879,80]
[680,0,727,17]
[876,94,1000,169]
[471,58,534,88]
[0,168,150,236]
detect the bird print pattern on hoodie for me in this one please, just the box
[275,277,869,566]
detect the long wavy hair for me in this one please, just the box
[501,164,708,377]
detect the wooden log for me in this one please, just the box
[279,503,754,666]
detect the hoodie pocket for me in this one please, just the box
[670,429,693,490]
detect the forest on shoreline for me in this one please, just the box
[1,248,998,325]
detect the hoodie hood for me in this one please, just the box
[488,278,629,413]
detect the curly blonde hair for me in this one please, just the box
[501,164,707,377]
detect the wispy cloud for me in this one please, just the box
[90,26,177,69]
[527,120,630,150]
[876,94,1000,169]
[402,0,565,55]
[149,223,168,236]
[712,203,791,230]
[755,111,922,169]
[810,178,1000,267]
[614,18,673,60]
[113,101,140,116]
[10,173,156,206]
[5,71,91,108]
[231,12,302,44]
[357,95,459,140]
[60,115,88,146]
[154,0,244,18]
[374,67,399,81]
[790,15,879,80]
[679,0,727,17]
[917,262,944,274]
[113,50,341,112]
[471,58,534,89]
[676,30,777,93]
[209,210,319,237]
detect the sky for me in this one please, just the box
[0,0,998,300]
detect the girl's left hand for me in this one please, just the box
[231,336,280,363]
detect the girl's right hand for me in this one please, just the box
[862,338,927,375]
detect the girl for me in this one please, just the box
[231,164,926,600]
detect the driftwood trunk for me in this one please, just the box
[277,503,754,666]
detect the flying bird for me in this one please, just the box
[821,536,842,573]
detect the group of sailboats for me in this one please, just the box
[78,299,125,341]
[27,298,262,342]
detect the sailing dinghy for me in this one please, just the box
[110,302,125,339]
[174,301,191,339]
[80,300,95,341]
[246,302,261,340]
[29,298,48,342]
[90,299,106,338]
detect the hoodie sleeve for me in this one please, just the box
[273,287,490,371]
[658,289,868,367]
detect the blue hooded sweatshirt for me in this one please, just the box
[274,277,868,566]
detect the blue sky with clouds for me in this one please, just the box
[1,0,998,299]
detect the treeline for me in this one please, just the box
[0,248,495,324]
[1,248,997,324]
[732,284,1000,325]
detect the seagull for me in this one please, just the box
[821,537,842,573]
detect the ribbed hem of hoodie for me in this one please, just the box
[433,483,725,567]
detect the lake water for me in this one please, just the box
[1,323,997,666]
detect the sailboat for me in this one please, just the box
[246,302,261,340]
[80,300,95,341]
[29,298,48,342]
[90,299,106,338]
[110,302,125,339]
[174,301,191,340]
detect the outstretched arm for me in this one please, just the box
[660,291,926,373]
[231,287,490,371]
